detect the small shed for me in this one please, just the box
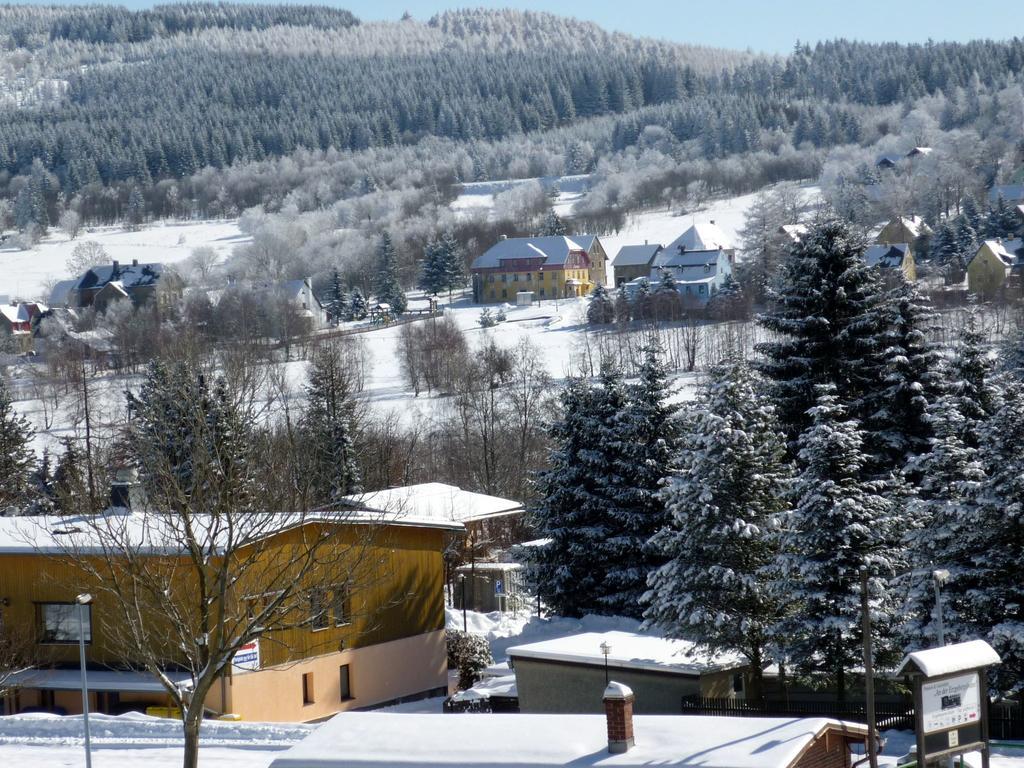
[507,630,748,714]
[453,562,527,613]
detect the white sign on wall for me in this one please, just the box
[921,672,981,734]
[232,639,261,672]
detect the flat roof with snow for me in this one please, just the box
[270,712,867,768]
[507,630,745,675]
[896,639,1000,677]
[341,483,524,526]
[8,668,193,693]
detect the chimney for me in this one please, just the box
[132,259,139,267]
[709,219,716,225]
[499,234,508,240]
[603,681,635,754]
[112,259,120,272]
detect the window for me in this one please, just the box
[699,285,707,295]
[513,273,519,282]
[500,274,507,283]
[526,273,532,282]
[331,586,351,627]
[302,672,315,705]
[501,289,507,299]
[539,289,545,297]
[704,264,711,273]
[310,588,328,631]
[486,275,494,283]
[732,673,744,694]
[339,665,352,700]
[39,602,91,644]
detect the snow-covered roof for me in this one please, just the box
[990,184,1024,204]
[612,244,662,267]
[657,248,722,269]
[270,712,867,768]
[48,279,77,307]
[907,147,933,157]
[341,483,524,525]
[0,301,45,325]
[664,222,733,254]
[506,630,745,674]
[471,236,596,270]
[864,243,910,269]
[0,505,463,555]
[876,154,902,167]
[451,673,518,702]
[779,224,808,243]
[8,667,193,693]
[896,640,1001,677]
[75,262,165,292]
[981,238,1024,267]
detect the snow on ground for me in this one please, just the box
[0,219,248,301]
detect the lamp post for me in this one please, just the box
[458,574,467,633]
[933,569,950,647]
[600,641,611,685]
[76,593,93,768]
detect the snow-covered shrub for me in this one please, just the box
[446,629,493,689]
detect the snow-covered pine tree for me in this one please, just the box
[419,238,447,296]
[900,395,985,651]
[530,377,608,617]
[603,342,681,614]
[949,384,1024,691]
[756,216,889,452]
[987,195,1020,239]
[771,387,903,701]
[52,436,89,515]
[587,283,615,325]
[953,214,979,267]
[645,358,790,697]
[323,269,349,325]
[348,288,368,320]
[420,230,467,300]
[302,342,362,503]
[0,376,35,516]
[372,232,407,314]
[539,207,567,236]
[930,220,962,283]
[28,448,55,515]
[961,194,983,235]
[865,276,944,472]
[947,316,1002,448]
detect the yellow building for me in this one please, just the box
[0,507,457,722]
[864,243,917,282]
[876,215,931,245]
[471,235,607,304]
[968,238,1024,298]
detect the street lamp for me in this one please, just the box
[933,569,950,647]
[76,592,93,768]
[599,641,611,685]
[458,574,467,633]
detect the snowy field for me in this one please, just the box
[0,219,248,301]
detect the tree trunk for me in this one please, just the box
[182,701,205,768]
[747,649,764,703]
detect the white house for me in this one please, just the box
[664,221,736,259]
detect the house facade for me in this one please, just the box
[876,215,931,246]
[968,238,1024,297]
[627,247,733,305]
[0,510,455,722]
[0,301,46,353]
[612,244,663,286]
[471,235,606,304]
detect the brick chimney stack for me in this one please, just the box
[603,681,635,754]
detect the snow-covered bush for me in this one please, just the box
[446,629,493,689]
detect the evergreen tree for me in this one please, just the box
[961,194,983,235]
[539,208,567,236]
[949,385,1024,691]
[771,388,903,700]
[0,377,34,516]
[987,195,1020,239]
[866,277,944,471]
[900,395,985,651]
[28,447,55,515]
[756,216,889,452]
[302,342,362,504]
[348,288,368,320]
[52,436,89,515]
[419,230,466,299]
[126,185,145,230]
[947,318,1002,448]
[372,232,407,314]
[322,269,349,325]
[587,283,615,325]
[645,358,790,697]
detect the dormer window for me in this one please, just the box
[704,264,711,273]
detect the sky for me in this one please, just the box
[30,0,1018,54]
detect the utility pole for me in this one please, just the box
[860,569,878,768]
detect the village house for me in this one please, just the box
[664,220,736,260]
[628,247,733,305]
[270,684,869,768]
[0,300,46,353]
[64,260,183,312]
[470,235,607,304]
[612,243,663,286]
[864,243,916,281]
[967,238,1024,297]
[506,631,749,715]
[0,502,457,722]
[876,215,932,247]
